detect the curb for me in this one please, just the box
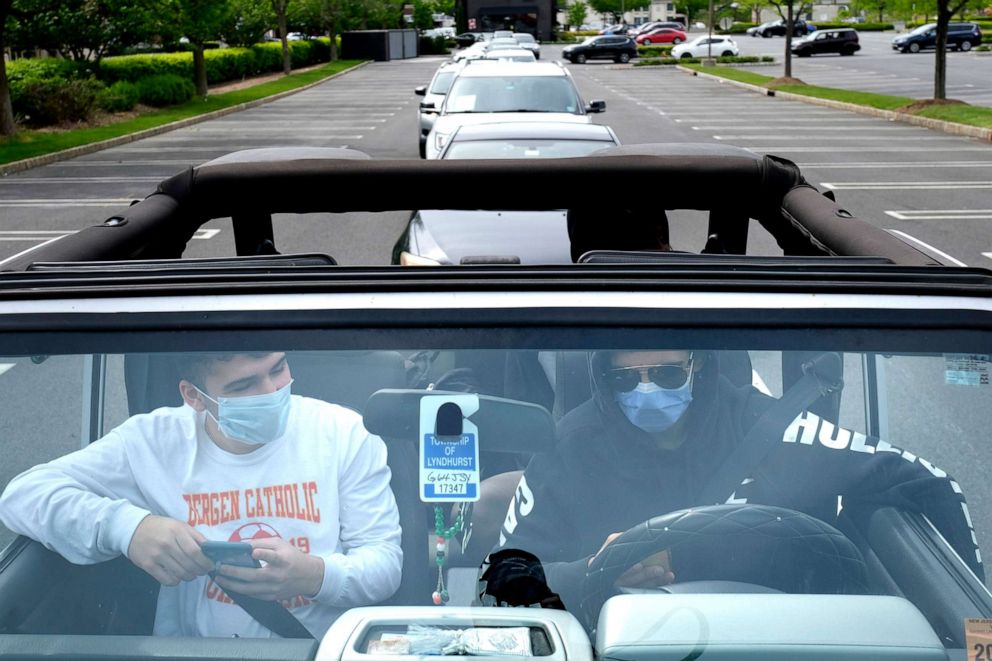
[0,61,371,176]
[678,65,992,141]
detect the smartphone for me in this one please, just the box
[201,541,261,568]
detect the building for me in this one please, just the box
[461,0,557,40]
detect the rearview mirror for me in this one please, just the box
[415,86,427,96]
[587,100,607,113]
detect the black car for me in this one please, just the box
[562,35,638,64]
[892,22,983,52]
[753,18,809,37]
[792,28,861,56]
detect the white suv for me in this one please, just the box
[424,61,605,159]
[671,35,740,59]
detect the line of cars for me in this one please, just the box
[748,18,982,56]
[407,45,618,263]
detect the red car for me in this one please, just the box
[636,27,687,45]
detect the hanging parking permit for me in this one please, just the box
[419,394,481,503]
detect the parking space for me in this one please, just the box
[734,31,992,106]
[0,59,442,264]
[563,51,992,266]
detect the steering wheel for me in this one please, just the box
[580,504,868,627]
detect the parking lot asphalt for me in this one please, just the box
[731,31,992,107]
[0,48,990,269]
[558,46,992,266]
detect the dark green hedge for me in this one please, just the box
[637,44,674,57]
[99,38,331,85]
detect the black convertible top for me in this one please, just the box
[0,144,938,270]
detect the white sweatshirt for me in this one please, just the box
[0,395,402,639]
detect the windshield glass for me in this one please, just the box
[2,338,991,644]
[444,139,614,159]
[445,77,580,113]
[430,72,455,95]
[908,24,935,35]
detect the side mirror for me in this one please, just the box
[415,86,427,96]
[420,101,436,110]
[587,100,606,113]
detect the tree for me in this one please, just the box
[588,0,650,24]
[0,0,16,137]
[9,0,164,64]
[272,0,292,74]
[767,0,810,77]
[674,0,710,25]
[224,0,276,47]
[736,0,766,22]
[176,0,229,97]
[413,0,434,29]
[567,0,589,28]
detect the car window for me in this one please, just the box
[2,338,991,638]
[429,71,455,95]
[444,76,580,114]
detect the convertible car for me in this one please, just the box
[0,145,990,661]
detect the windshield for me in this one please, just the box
[1,339,990,644]
[445,77,580,113]
[444,139,614,159]
[908,23,936,35]
[430,72,455,95]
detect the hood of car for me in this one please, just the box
[407,210,570,264]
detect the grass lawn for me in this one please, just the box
[684,64,992,130]
[682,64,773,86]
[0,60,363,166]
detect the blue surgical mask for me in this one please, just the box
[615,375,693,433]
[198,380,293,445]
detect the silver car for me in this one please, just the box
[512,32,542,59]
[415,61,461,159]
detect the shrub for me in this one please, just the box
[100,52,193,83]
[136,73,196,106]
[637,45,674,57]
[6,58,90,85]
[419,36,450,55]
[98,80,141,112]
[633,58,680,66]
[719,22,757,33]
[809,21,893,30]
[13,77,105,126]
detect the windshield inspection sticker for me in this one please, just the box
[419,394,480,503]
[966,619,992,660]
[945,354,991,386]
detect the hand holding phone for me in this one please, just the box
[201,541,262,569]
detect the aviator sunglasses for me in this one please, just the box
[604,354,695,393]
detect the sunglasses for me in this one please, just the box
[604,357,694,392]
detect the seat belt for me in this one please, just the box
[697,352,843,506]
[217,581,315,639]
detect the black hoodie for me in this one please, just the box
[486,352,984,608]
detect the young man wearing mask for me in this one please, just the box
[0,352,401,638]
[482,349,983,609]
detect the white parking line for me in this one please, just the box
[885,210,992,220]
[0,228,220,241]
[0,177,162,184]
[823,182,992,190]
[749,146,992,153]
[803,161,992,169]
[714,135,949,141]
[0,198,134,207]
[886,229,967,266]
[0,363,14,377]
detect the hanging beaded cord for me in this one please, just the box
[432,505,464,605]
